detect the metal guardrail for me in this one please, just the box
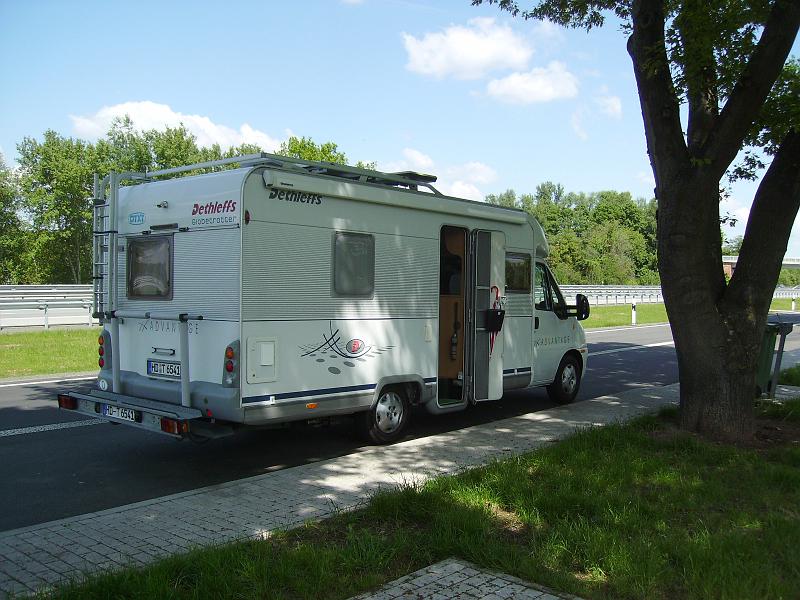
[1,284,799,329]
[561,285,663,305]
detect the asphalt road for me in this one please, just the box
[1,321,797,532]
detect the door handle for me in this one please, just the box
[535,317,540,330]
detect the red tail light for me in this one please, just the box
[225,360,234,373]
[98,346,105,356]
[160,418,189,435]
[58,395,77,410]
[98,357,105,368]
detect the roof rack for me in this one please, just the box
[126,152,442,195]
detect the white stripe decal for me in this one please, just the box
[0,419,103,438]
[591,341,675,356]
[0,376,95,389]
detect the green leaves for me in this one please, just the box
[486,182,659,284]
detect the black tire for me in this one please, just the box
[356,385,410,444]
[546,354,582,404]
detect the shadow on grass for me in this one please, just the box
[48,414,800,600]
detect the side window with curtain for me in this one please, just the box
[333,232,375,297]
[534,263,551,311]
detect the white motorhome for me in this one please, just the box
[57,154,590,443]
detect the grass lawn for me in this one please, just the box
[0,328,100,379]
[583,303,668,329]
[50,402,800,600]
[583,298,794,330]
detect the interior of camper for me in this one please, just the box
[438,226,467,404]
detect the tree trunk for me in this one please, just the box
[627,0,800,443]
[656,174,760,441]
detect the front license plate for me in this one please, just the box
[147,360,181,379]
[102,404,139,422]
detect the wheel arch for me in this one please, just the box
[371,375,424,408]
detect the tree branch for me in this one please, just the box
[628,0,690,193]
[726,130,800,311]
[704,0,800,179]
[677,2,719,154]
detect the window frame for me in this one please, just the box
[331,231,376,298]
[534,262,552,311]
[505,252,532,294]
[126,234,174,301]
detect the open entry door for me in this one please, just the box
[469,230,506,401]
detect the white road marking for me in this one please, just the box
[0,376,95,389]
[590,340,675,356]
[0,419,103,438]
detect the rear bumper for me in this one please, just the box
[57,390,204,438]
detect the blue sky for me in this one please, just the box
[1,0,797,253]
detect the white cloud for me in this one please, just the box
[571,108,588,140]
[438,181,484,201]
[445,161,497,185]
[70,101,281,151]
[379,149,494,201]
[595,94,622,118]
[487,61,579,104]
[401,148,434,170]
[636,170,655,188]
[403,17,532,80]
[530,21,564,44]
[381,147,435,173]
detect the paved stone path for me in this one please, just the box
[347,558,584,600]
[0,382,714,597]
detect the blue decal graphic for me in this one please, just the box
[128,212,145,225]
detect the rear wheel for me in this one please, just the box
[356,386,409,444]
[547,354,581,404]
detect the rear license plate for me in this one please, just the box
[102,404,139,422]
[147,360,181,379]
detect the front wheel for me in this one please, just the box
[356,386,410,444]
[547,355,581,404]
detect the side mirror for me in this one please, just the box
[576,293,590,321]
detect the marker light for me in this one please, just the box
[160,418,189,435]
[306,403,318,409]
[244,210,251,224]
[98,336,104,345]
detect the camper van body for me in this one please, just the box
[57,154,589,442]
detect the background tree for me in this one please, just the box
[9,121,372,284]
[475,0,800,441]
[487,183,659,284]
[0,156,28,284]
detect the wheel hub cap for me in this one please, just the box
[562,364,577,394]
[375,392,403,433]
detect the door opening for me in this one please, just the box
[438,226,467,404]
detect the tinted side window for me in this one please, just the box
[333,232,375,296]
[505,253,531,293]
[547,269,566,310]
[534,263,550,311]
